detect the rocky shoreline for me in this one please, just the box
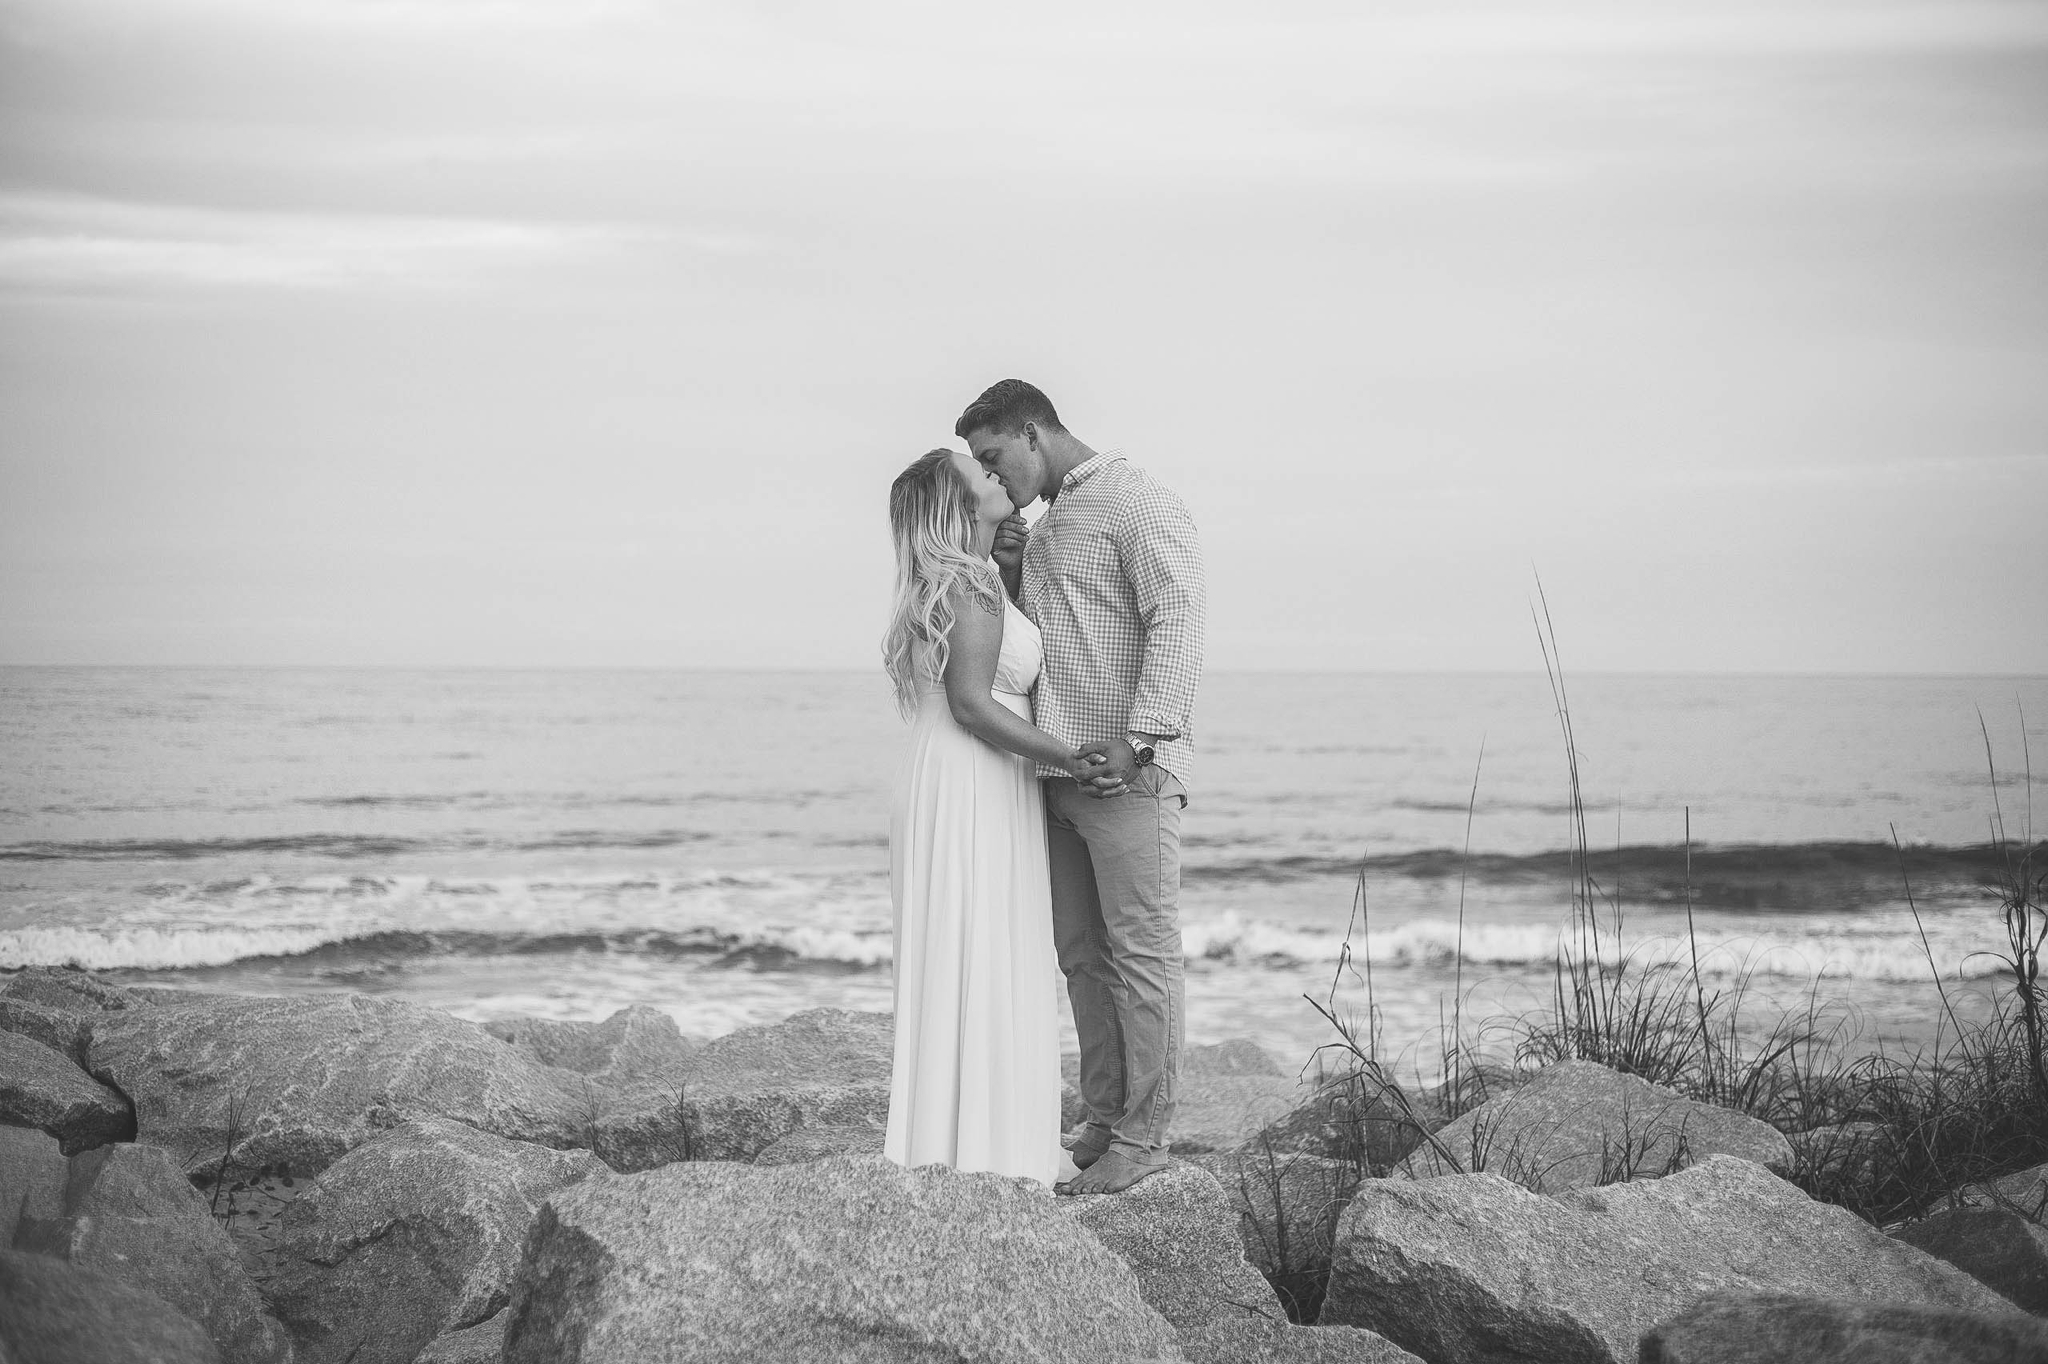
[1,965,2044,1363]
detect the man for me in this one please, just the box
[956,379,1207,1195]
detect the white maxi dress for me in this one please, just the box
[884,599,1062,1186]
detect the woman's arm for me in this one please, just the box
[941,587,1088,776]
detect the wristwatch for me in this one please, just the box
[1126,736,1156,767]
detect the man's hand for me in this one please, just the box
[992,513,1027,597]
[1073,738,1139,799]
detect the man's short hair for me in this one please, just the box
[954,379,1064,440]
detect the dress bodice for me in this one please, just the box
[991,599,1043,697]
[916,598,1042,702]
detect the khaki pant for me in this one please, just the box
[1043,765,1187,1162]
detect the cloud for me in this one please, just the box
[10,0,2042,213]
[2,0,2042,670]
[0,192,724,291]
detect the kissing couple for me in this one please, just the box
[881,379,1207,1195]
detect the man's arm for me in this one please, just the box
[1122,485,1206,745]
[1080,486,1206,791]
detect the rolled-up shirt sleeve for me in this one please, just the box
[1116,488,1206,743]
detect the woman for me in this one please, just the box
[881,449,1105,1186]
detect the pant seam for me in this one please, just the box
[1152,781,1177,1152]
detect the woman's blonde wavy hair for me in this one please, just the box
[883,449,1004,718]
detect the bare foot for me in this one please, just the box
[1055,1149,1168,1196]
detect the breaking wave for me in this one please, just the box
[3,907,2004,985]
[1181,910,2006,983]
[1188,840,2028,911]
[0,922,894,974]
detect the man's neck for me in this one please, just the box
[1042,436,1101,503]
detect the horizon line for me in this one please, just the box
[2,662,2046,682]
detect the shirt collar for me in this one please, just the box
[1058,449,1125,494]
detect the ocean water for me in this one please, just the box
[3,667,2042,1079]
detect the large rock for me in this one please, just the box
[1247,1068,1446,1173]
[1,1031,134,1155]
[0,996,94,1066]
[1419,1062,1528,1118]
[672,1007,890,1158]
[0,967,159,1073]
[1057,1162,1283,1333]
[1399,1060,1792,1191]
[485,1006,701,1077]
[0,1123,68,1246]
[1184,1148,1359,1319]
[588,1008,894,1169]
[13,1143,288,1364]
[69,988,888,1179]
[1640,1293,2048,1363]
[1962,1161,2048,1215]
[501,1007,702,1173]
[267,1117,605,1364]
[1184,1317,1424,1364]
[488,1006,703,1169]
[1322,1156,2019,1364]
[1169,1040,1316,1155]
[0,1246,222,1363]
[1786,1121,1893,1188]
[1895,1206,2048,1314]
[751,1123,886,1166]
[87,992,594,1178]
[414,1312,507,1364]
[0,966,148,1015]
[498,1155,1183,1362]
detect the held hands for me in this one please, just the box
[1068,738,1140,800]
[1061,748,1121,797]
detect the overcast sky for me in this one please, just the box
[2,0,2043,672]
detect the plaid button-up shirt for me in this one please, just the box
[1020,452,1207,788]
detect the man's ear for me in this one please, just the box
[1023,421,1039,450]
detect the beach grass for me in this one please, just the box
[1248,611,2048,1323]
